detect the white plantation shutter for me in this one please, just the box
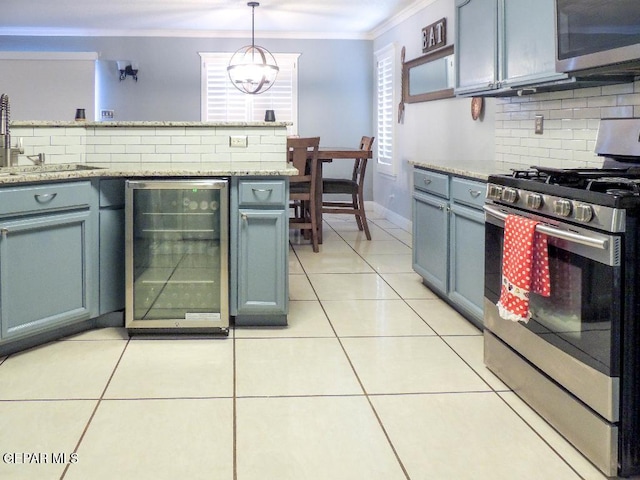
[200,52,299,133]
[375,44,397,176]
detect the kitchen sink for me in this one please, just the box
[0,164,105,177]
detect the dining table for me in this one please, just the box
[314,147,373,244]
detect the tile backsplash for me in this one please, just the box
[9,123,288,167]
[495,79,640,170]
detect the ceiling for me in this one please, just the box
[2,0,435,40]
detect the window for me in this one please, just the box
[375,44,397,177]
[200,52,299,135]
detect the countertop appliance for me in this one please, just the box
[484,118,640,477]
[556,0,640,76]
[125,179,229,334]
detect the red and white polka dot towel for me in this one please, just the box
[497,214,551,322]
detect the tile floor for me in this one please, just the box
[0,211,610,479]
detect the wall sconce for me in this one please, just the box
[116,61,139,82]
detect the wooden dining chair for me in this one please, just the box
[322,136,375,240]
[287,136,321,253]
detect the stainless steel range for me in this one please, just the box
[483,118,640,478]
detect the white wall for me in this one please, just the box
[372,0,496,224]
[0,52,97,121]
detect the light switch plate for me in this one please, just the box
[535,115,544,135]
[101,109,114,120]
[229,135,248,148]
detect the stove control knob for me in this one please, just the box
[574,203,594,223]
[486,185,503,201]
[553,199,572,217]
[501,187,519,203]
[526,194,543,209]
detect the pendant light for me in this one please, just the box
[227,2,279,95]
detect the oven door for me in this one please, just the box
[484,203,622,423]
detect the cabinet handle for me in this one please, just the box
[241,213,248,222]
[34,193,57,203]
[252,188,273,193]
[469,189,482,198]
[423,178,432,185]
[0,228,7,239]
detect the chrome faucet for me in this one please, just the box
[0,94,10,168]
[0,95,25,168]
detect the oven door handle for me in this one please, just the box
[483,204,609,250]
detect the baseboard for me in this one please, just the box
[368,201,412,231]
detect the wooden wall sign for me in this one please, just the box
[422,18,447,54]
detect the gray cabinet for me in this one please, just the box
[455,0,567,96]
[98,179,125,315]
[412,168,485,327]
[231,178,288,326]
[0,181,97,341]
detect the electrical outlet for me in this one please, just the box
[229,135,248,148]
[101,109,114,120]
[535,115,544,135]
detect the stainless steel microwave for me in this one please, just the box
[556,0,640,75]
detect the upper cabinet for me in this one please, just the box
[455,0,568,96]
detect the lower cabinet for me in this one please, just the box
[0,181,97,341]
[98,179,126,315]
[231,177,289,326]
[412,168,485,327]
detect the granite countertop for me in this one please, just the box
[0,162,297,185]
[409,160,512,181]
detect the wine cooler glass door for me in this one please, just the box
[125,180,229,331]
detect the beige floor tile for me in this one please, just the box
[371,392,582,480]
[498,392,608,480]
[65,398,233,480]
[342,336,489,394]
[370,218,404,230]
[235,300,335,338]
[0,400,96,480]
[323,299,435,337]
[336,227,396,242]
[61,327,129,341]
[236,396,406,480]
[236,338,362,396]
[308,273,400,300]
[288,249,305,275]
[296,251,375,274]
[291,236,354,254]
[381,272,438,299]
[347,239,412,256]
[363,254,414,273]
[288,274,317,300]
[443,335,509,391]
[386,228,412,245]
[104,338,233,399]
[0,340,126,400]
[407,298,483,335]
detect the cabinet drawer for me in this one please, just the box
[0,181,92,216]
[451,177,486,209]
[413,169,449,198]
[238,180,286,207]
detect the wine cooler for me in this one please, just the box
[125,179,229,333]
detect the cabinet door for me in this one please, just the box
[412,191,449,294]
[237,209,287,315]
[449,203,485,325]
[0,211,92,339]
[502,0,567,88]
[455,0,499,95]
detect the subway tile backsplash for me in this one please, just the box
[495,79,640,170]
[9,123,288,167]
